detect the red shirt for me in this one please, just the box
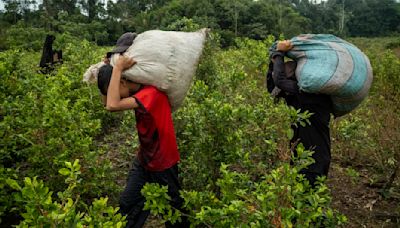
[133,86,180,171]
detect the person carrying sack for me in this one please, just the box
[267,40,334,187]
[97,33,189,228]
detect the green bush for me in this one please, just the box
[174,36,299,190]
[7,160,126,228]
[0,38,119,223]
[4,34,400,226]
[142,146,347,227]
[4,22,47,51]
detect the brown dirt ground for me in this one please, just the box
[328,160,400,227]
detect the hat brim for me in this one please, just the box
[108,45,130,54]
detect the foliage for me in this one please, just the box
[141,183,182,225]
[1,0,399,49]
[174,36,300,190]
[345,0,400,37]
[0,167,18,224]
[332,112,374,163]
[7,160,126,227]
[1,20,400,226]
[0,37,121,224]
[156,35,348,226]
[4,21,48,51]
[142,145,347,227]
[345,167,360,185]
[166,17,201,32]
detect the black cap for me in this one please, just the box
[107,32,137,55]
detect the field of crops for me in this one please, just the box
[1,35,399,227]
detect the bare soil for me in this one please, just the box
[328,161,400,227]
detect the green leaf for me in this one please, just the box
[65,162,72,168]
[24,177,32,186]
[59,168,70,176]
[286,128,294,139]
[73,159,80,169]
[6,178,21,191]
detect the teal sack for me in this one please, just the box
[270,34,373,116]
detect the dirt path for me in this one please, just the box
[328,162,400,227]
[96,117,164,227]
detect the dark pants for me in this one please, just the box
[291,108,331,186]
[119,159,189,228]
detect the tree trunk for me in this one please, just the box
[88,0,97,22]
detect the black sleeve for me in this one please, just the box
[266,61,275,94]
[272,52,300,94]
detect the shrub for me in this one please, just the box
[142,145,347,227]
[7,160,126,227]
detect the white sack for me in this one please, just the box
[110,29,208,111]
[82,61,106,83]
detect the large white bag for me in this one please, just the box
[110,29,208,111]
[83,61,106,83]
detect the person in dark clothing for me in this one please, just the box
[97,33,189,228]
[267,40,333,186]
[39,34,62,73]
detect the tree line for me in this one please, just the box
[1,0,399,49]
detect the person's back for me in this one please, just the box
[118,85,184,228]
[132,85,180,171]
[39,35,63,73]
[285,91,333,184]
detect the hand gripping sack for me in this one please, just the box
[110,29,208,112]
[271,34,373,116]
